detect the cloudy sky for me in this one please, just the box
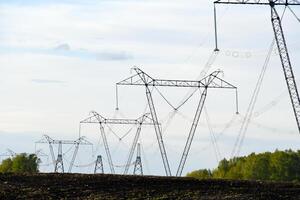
[0,0,300,175]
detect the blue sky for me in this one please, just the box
[0,0,300,175]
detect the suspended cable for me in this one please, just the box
[232,39,274,158]
[178,51,219,111]
[253,89,287,117]
[152,50,220,138]
[114,162,135,168]
[93,135,104,157]
[62,145,74,156]
[140,139,151,174]
[238,114,298,135]
[288,6,300,23]
[120,126,135,140]
[111,139,122,155]
[189,114,237,157]
[39,161,55,167]
[99,153,131,169]
[175,88,199,110]
[74,161,96,168]
[204,107,221,162]
[154,86,177,110]
[179,5,228,69]
[156,88,199,136]
[106,124,122,140]
[161,111,178,135]
[233,7,288,157]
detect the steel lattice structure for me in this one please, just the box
[133,143,143,175]
[80,111,156,175]
[214,0,300,5]
[36,135,92,173]
[117,68,238,176]
[214,0,300,134]
[94,155,104,174]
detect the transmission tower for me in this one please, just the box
[94,155,104,174]
[117,68,238,176]
[214,0,300,134]
[36,135,92,173]
[80,112,156,174]
[55,141,64,173]
[133,143,143,175]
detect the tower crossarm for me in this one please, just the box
[36,135,92,145]
[117,68,237,89]
[75,136,93,145]
[35,134,55,144]
[80,111,157,125]
[214,0,300,6]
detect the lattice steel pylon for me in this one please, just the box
[55,141,64,173]
[36,135,92,173]
[80,112,156,175]
[214,0,300,134]
[133,143,143,175]
[94,155,104,174]
[117,68,238,176]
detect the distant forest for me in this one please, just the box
[187,150,300,182]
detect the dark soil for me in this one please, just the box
[0,173,300,199]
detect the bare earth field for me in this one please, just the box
[1,173,300,199]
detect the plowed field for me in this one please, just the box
[1,173,300,199]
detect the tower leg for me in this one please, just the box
[99,124,115,174]
[124,125,142,174]
[176,88,208,176]
[271,6,300,133]
[145,86,172,176]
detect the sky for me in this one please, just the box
[0,0,300,176]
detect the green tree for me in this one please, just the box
[187,169,212,179]
[187,149,300,182]
[0,153,40,173]
[0,158,13,172]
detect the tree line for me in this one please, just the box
[0,153,39,173]
[187,149,300,182]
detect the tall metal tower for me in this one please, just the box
[36,135,92,173]
[55,141,64,173]
[94,155,104,174]
[80,112,156,174]
[214,0,300,133]
[117,68,238,176]
[133,143,143,175]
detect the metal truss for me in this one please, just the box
[117,68,238,176]
[271,5,300,133]
[214,0,300,134]
[214,0,300,5]
[55,141,64,173]
[133,143,143,175]
[94,155,104,174]
[80,111,155,174]
[36,135,92,173]
[117,68,237,89]
[81,111,156,125]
